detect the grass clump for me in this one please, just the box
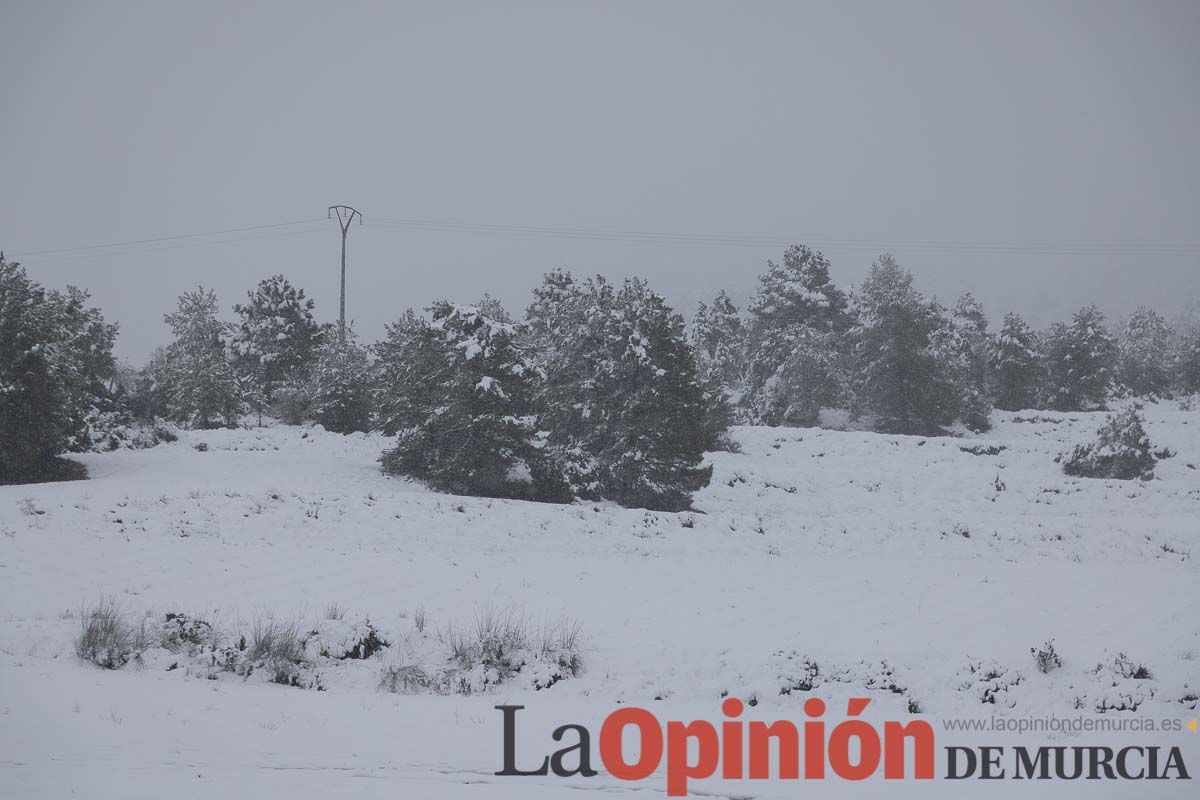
[75,599,146,669]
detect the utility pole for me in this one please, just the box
[328,205,362,339]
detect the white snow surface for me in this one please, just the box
[1,402,1198,798]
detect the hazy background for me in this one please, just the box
[2,0,1198,363]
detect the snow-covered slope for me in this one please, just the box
[1,403,1197,798]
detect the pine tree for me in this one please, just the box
[306,328,375,434]
[744,245,852,426]
[375,308,443,436]
[528,273,614,496]
[1177,330,1200,395]
[159,287,242,429]
[945,293,993,431]
[689,291,742,443]
[532,272,717,510]
[230,275,322,415]
[991,312,1041,411]
[852,255,957,435]
[379,300,567,501]
[1041,305,1116,411]
[690,290,746,390]
[1,256,117,482]
[601,279,714,510]
[1117,307,1173,398]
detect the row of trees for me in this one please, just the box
[691,246,1200,436]
[141,273,716,509]
[5,246,1199,501]
[1,257,716,508]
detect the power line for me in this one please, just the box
[7,226,329,265]
[370,217,1200,257]
[6,214,1200,265]
[7,218,325,258]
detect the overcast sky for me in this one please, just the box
[2,1,1198,362]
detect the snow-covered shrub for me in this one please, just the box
[80,407,178,453]
[959,660,1023,707]
[269,383,314,425]
[1108,652,1152,680]
[75,599,147,669]
[378,662,431,694]
[1076,653,1156,713]
[304,617,388,660]
[245,618,313,686]
[437,610,582,694]
[1060,408,1158,480]
[1030,639,1061,673]
[160,612,216,655]
[776,651,821,694]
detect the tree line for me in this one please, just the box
[3,248,1199,506]
[693,245,1200,435]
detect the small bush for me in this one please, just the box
[959,660,1023,707]
[379,663,431,694]
[304,617,388,660]
[1060,408,1158,480]
[438,609,583,694]
[161,612,216,655]
[960,444,1006,456]
[712,432,742,453]
[76,599,146,669]
[1109,652,1152,680]
[247,618,311,684]
[1031,639,1061,673]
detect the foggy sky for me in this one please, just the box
[2,1,1198,363]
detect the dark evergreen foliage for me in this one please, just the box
[1,255,116,482]
[379,300,568,502]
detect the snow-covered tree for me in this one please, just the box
[1041,305,1116,411]
[1177,330,1200,395]
[690,290,746,390]
[990,312,1041,411]
[158,287,242,428]
[307,328,375,434]
[851,255,957,435]
[743,245,852,426]
[1,255,119,481]
[944,293,993,431]
[533,273,716,510]
[1117,307,1174,398]
[689,291,742,443]
[601,279,715,509]
[375,308,447,436]
[380,300,567,501]
[230,275,322,415]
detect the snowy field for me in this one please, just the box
[1,402,1198,798]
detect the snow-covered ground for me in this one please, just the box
[1,403,1197,798]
